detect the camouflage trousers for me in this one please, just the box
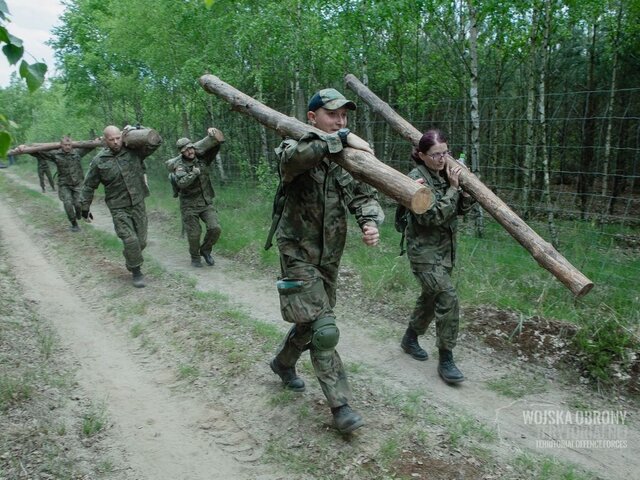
[274,255,352,408]
[180,204,221,259]
[409,263,460,351]
[38,162,55,190]
[109,202,148,271]
[58,183,82,223]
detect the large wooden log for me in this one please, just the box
[198,74,432,214]
[8,139,103,156]
[122,127,163,150]
[345,73,594,298]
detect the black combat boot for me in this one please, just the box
[131,267,146,288]
[191,256,203,268]
[438,349,464,384]
[70,220,80,232]
[401,327,429,361]
[270,358,305,392]
[331,404,364,434]
[200,249,215,266]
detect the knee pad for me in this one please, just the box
[311,316,340,351]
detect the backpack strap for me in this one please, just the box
[399,229,406,256]
[264,181,287,250]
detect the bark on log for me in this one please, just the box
[122,128,162,150]
[345,73,594,298]
[198,74,431,214]
[8,139,103,156]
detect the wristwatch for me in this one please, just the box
[337,128,350,147]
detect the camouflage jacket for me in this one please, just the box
[275,131,384,266]
[80,144,158,210]
[405,164,475,268]
[31,148,93,186]
[170,135,222,208]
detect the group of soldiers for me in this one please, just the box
[11,87,471,434]
[14,124,225,288]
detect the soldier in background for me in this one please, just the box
[166,127,225,268]
[15,136,98,232]
[268,88,384,434]
[80,125,160,288]
[399,128,475,384]
[36,152,56,193]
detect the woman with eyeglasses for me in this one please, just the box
[399,128,475,384]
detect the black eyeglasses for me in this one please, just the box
[427,150,450,160]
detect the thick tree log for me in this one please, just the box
[198,74,431,214]
[345,73,594,298]
[8,139,103,156]
[122,128,163,150]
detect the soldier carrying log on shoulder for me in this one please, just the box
[80,125,161,288]
[268,88,384,434]
[14,135,99,232]
[165,127,225,268]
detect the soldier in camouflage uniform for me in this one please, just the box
[36,152,56,193]
[269,88,384,434]
[16,136,97,232]
[399,129,475,384]
[80,125,160,288]
[166,128,224,267]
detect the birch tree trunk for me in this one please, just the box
[292,1,306,123]
[205,95,227,183]
[361,58,374,149]
[538,0,559,248]
[578,21,598,220]
[255,73,270,164]
[601,0,623,200]
[523,4,540,220]
[382,86,393,163]
[180,93,191,138]
[467,0,484,237]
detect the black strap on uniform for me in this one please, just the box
[399,230,406,256]
[264,181,287,250]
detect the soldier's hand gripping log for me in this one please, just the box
[198,74,432,215]
[344,73,593,298]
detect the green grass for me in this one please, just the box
[514,452,598,480]
[81,405,108,437]
[486,372,548,399]
[446,413,497,448]
[268,389,298,407]
[177,363,199,381]
[0,375,34,411]
[130,322,145,338]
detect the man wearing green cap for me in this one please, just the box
[268,88,384,434]
[167,127,225,267]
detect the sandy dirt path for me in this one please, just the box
[0,191,284,480]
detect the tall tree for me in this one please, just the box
[538,0,559,247]
[522,1,541,220]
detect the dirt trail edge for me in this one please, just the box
[0,195,279,479]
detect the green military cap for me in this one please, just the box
[176,137,194,152]
[308,88,356,112]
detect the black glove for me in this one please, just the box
[81,210,92,220]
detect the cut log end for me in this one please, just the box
[574,281,595,298]
[410,187,432,215]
